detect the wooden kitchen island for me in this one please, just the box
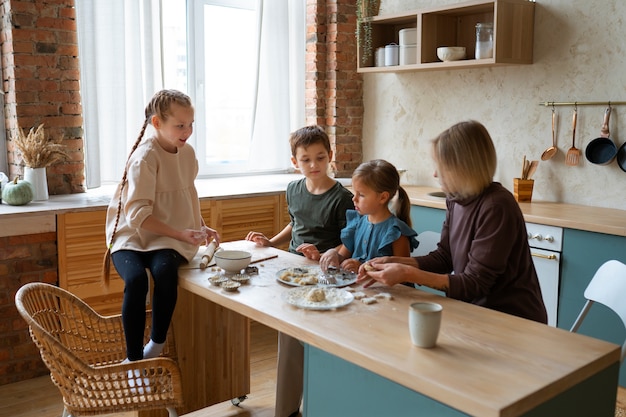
[173,241,620,417]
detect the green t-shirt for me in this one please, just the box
[286,178,354,254]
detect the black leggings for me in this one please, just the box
[112,249,184,360]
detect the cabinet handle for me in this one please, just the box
[531,252,558,260]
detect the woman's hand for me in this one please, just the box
[246,231,272,247]
[357,262,417,288]
[296,243,321,261]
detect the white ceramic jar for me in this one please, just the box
[384,43,399,66]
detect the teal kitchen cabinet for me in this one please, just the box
[559,228,626,386]
[410,205,445,233]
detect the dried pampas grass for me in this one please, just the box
[13,124,69,168]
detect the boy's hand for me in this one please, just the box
[296,243,321,261]
[246,231,272,247]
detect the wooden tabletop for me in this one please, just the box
[179,240,620,417]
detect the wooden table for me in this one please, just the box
[174,240,620,417]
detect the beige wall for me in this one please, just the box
[364,0,626,209]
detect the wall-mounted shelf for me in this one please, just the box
[358,0,535,73]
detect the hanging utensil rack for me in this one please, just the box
[539,101,626,107]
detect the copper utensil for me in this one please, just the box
[541,108,558,161]
[565,108,581,166]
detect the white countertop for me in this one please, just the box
[0,174,324,218]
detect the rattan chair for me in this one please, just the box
[15,282,183,417]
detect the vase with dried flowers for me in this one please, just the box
[13,124,69,200]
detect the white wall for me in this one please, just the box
[364,0,626,209]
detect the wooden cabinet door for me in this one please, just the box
[57,210,125,316]
[210,195,282,243]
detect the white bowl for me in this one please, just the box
[214,250,252,273]
[436,46,466,62]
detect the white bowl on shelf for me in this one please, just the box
[436,46,466,62]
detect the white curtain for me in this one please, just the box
[77,0,303,185]
[247,0,304,171]
[76,0,163,188]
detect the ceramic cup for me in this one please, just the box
[408,302,442,348]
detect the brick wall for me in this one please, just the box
[0,232,58,385]
[1,0,85,194]
[305,0,363,177]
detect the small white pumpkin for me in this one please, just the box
[2,176,34,205]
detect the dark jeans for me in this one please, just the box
[112,249,184,360]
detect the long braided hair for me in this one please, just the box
[102,90,193,287]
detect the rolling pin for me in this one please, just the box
[199,240,218,269]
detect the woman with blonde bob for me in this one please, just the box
[357,120,547,324]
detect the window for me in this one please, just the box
[77,0,305,186]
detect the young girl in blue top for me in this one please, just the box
[320,159,418,272]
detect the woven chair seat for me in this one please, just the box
[15,282,183,417]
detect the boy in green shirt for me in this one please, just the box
[246,125,354,417]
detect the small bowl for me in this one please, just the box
[221,280,241,292]
[436,46,466,62]
[209,275,228,286]
[230,274,250,284]
[214,250,252,273]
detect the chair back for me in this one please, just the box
[570,260,626,362]
[412,231,441,257]
[15,282,183,416]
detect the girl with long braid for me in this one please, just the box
[105,89,219,363]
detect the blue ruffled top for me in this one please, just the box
[341,210,418,262]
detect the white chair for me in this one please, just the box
[411,231,444,296]
[570,260,626,363]
[411,230,441,257]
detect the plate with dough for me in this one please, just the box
[282,286,354,310]
[276,266,357,287]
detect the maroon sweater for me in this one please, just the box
[416,182,547,324]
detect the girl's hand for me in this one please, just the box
[246,231,271,247]
[183,229,209,245]
[319,249,341,271]
[201,225,220,246]
[340,258,361,273]
[296,243,321,261]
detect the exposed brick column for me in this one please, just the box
[305,0,363,177]
[1,0,85,194]
[0,232,58,385]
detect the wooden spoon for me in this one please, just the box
[565,108,581,166]
[526,160,538,179]
[541,109,558,161]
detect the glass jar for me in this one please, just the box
[475,23,493,59]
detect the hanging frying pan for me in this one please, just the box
[617,141,626,172]
[585,107,617,165]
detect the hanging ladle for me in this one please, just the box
[541,107,558,161]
